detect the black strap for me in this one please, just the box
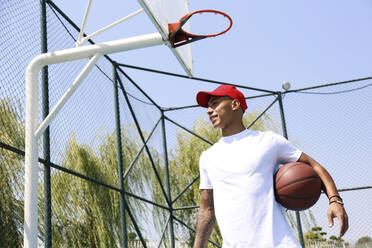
[328,195,342,201]
[329,200,344,206]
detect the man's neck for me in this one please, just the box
[221,123,246,137]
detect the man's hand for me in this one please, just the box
[297,153,349,238]
[327,200,349,238]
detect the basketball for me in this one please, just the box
[274,162,322,211]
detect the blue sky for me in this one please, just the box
[54,0,372,91]
[46,0,372,243]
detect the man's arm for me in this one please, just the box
[297,152,349,237]
[193,189,216,248]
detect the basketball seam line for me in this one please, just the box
[276,175,320,192]
[275,163,298,184]
[276,194,320,200]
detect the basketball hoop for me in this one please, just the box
[168,10,233,48]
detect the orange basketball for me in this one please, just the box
[274,162,322,211]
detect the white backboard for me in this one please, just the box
[138,0,193,76]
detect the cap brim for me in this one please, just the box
[196,91,212,108]
[196,85,248,112]
[196,91,234,108]
[196,91,228,108]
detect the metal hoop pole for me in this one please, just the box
[277,92,305,248]
[40,0,52,247]
[161,111,175,248]
[24,32,164,248]
[113,63,128,248]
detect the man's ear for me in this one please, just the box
[232,99,241,111]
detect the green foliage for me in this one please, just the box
[0,96,157,247]
[356,236,372,248]
[1,96,337,248]
[329,235,344,242]
[128,232,137,241]
[43,127,154,247]
[42,136,118,247]
[304,226,350,247]
[151,111,277,247]
[304,226,327,243]
[0,99,24,247]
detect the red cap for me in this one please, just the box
[196,85,247,112]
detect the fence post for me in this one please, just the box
[113,63,128,247]
[41,0,52,247]
[161,111,175,248]
[277,92,305,248]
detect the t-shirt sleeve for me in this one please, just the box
[274,132,302,164]
[199,152,213,189]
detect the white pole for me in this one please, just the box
[77,9,144,46]
[76,0,93,46]
[37,32,163,66]
[24,32,164,248]
[24,59,41,248]
[34,53,101,139]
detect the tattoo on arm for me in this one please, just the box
[193,190,216,248]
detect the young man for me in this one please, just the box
[193,85,348,248]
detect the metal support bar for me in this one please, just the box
[161,111,175,248]
[162,93,277,112]
[285,76,372,93]
[76,0,93,45]
[123,116,162,180]
[124,191,169,210]
[40,0,51,247]
[45,159,122,192]
[157,215,171,248]
[117,67,162,110]
[117,63,276,94]
[35,53,102,138]
[4,137,369,195]
[77,9,144,46]
[113,64,127,248]
[277,92,305,248]
[1,140,171,212]
[338,186,372,192]
[46,0,119,66]
[24,32,165,248]
[277,93,288,140]
[172,216,221,248]
[116,75,171,206]
[164,115,213,145]
[162,104,199,111]
[172,175,200,204]
[247,96,279,129]
[125,199,148,248]
[173,206,200,211]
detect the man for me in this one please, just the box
[193,85,348,248]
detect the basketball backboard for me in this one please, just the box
[138,0,193,76]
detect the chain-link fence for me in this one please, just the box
[1,0,371,247]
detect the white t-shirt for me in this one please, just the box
[199,130,302,248]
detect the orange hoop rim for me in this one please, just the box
[180,10,232,37]
[169,9,233,47]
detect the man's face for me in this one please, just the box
[207,95,235,129]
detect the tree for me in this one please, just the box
[43,126,155,247]
[0,95,160,247]
[304,226,351,247]
[329,235,344,243]
[151,111,279,247]
[355,236,372,248]
[0,98,25,247]
[304,226,327,243]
